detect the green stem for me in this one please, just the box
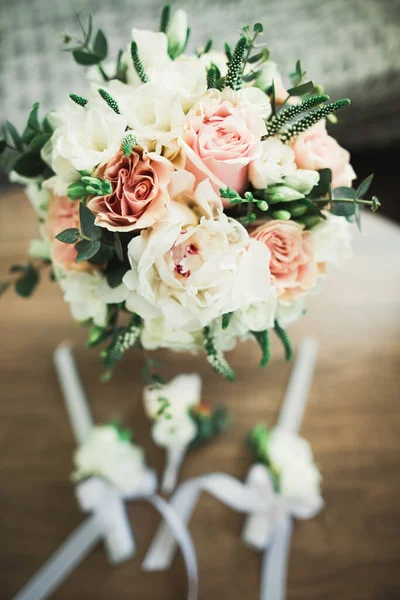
[97,64,109,82]
[315,197,380,208]
[241,30,260,75]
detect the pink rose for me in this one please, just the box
[181,99,264,197]
[45,195,89,271]
[251,220,318,303]
[87,148,171,232]
[292,121,356,188]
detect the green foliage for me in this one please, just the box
[204,39,213,53]
[207,64,218,89]
[309,168,332,199]
[274,320,292,361]
[189,405,230,448]
[79,202,102,240]
[286,81,314,97]
[251,330,271,367]
[130,41,149,83]
[14,263,40,298]
[102,314,142,376]
[80,176,112,196]
[75,239,101,262]
[224,42,233,62]
[98,88,120,114]
[121,133,137,157]
[160,5,171,33]
[356,173,373,199]
[222,312,233,330]
[220,187,267,212]
[64,12,108,73]
[225,36,247,90]
[248,423,270,464]
[203,326,236,381]
[105,260,130,289]
[108,419,133,442]
[87,324,113,348]
[55,228,80,244]
[289,59,307,88]
[69,94,88,107]
[266,95,329,136]
[280,99,351,142]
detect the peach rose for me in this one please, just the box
[292,121,356,188]
[251,220,318,303]
[87,147,171,232]
[45,195,88,271]
[181,98,265,196]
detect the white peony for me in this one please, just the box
[284,169,320,195]
[73,425,147,494]
[122,178,274,332]
[249,138,296,189]
[48,101,127,173]
[312,211,353,267]
[59,270,127,326]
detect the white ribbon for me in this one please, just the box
[11,343,199,600]
[162,445,187,494]
[144,337,321,600]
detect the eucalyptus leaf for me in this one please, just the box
[73,49,102,65]
[55,228,80,244]
[27,103,40,132]
[6,122,24,152]
[309,168,332,198]
[93,29,108,60]
[242,71,259,83]
[106,262,130,288]
[13,152,44,177]
[79,202,101,240]
[332,186,356,200]
[75,239,101,262]
[29,133,52,152]
[331,201,356,217]
[356,173,374,199]
[89,244,114,264]
[15,264,39,298]
[114,232,123,262]
[287,81,314,96]
[253,23,264,33]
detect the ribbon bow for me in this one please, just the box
[12,344,198,600]
[144,338,321,600]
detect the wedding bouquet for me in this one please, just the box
[0,6,380,381]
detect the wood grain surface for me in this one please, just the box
[0,190,399,600]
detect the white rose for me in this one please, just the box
[312,211,352,267]
[41,132,80,196]
[73,425,147,494]
[268,429,313,470]
[249,138,296,189]
[284,169,320,195]
[276,297,305,327]
[141,317,203,352]
[51,101,127,172]
[143,373,202,420]
[60,270,127,326]
[152,414,197,448]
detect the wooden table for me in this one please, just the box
[1,190,399,600]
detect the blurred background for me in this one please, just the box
[0,0,400,219]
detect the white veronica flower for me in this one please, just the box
[249,138,297,189]
[73,425,147,494]
[48,101,127,173]
[144,374,201,448]
[121,178,274,332]
[284,169,320,195]
[59,270,127,327]
[312,211,353,267]
[167,9,189,58]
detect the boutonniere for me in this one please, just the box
[143,373,229,492]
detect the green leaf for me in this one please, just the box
[27,102,40,132]
[222,312,233,330]
[87,325,112,348]
[0,281,9,296]
[242,71,259,83]
[160,4,171,33]
[331,186,356,217]
[252,330,271,367]
[93,29,108,60]
[356,173,374,199]
[89,243,114,264]
[55,228,80,244]
[67,181,87,201]
[29,133,52,152]
[75,239,101,262]
[6,122,24,152]
[204,39,213,53]
[79,202,101,240]
[253,22,264,33]
[114,233,123,262]
[106,262,130,288]
[309,168,332,198]
[287,81,314,96]
[0,140,6,154]
[13,152,44,177]
[274,320,292,361]
[15,264,39,298]
[73,49,102,65]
